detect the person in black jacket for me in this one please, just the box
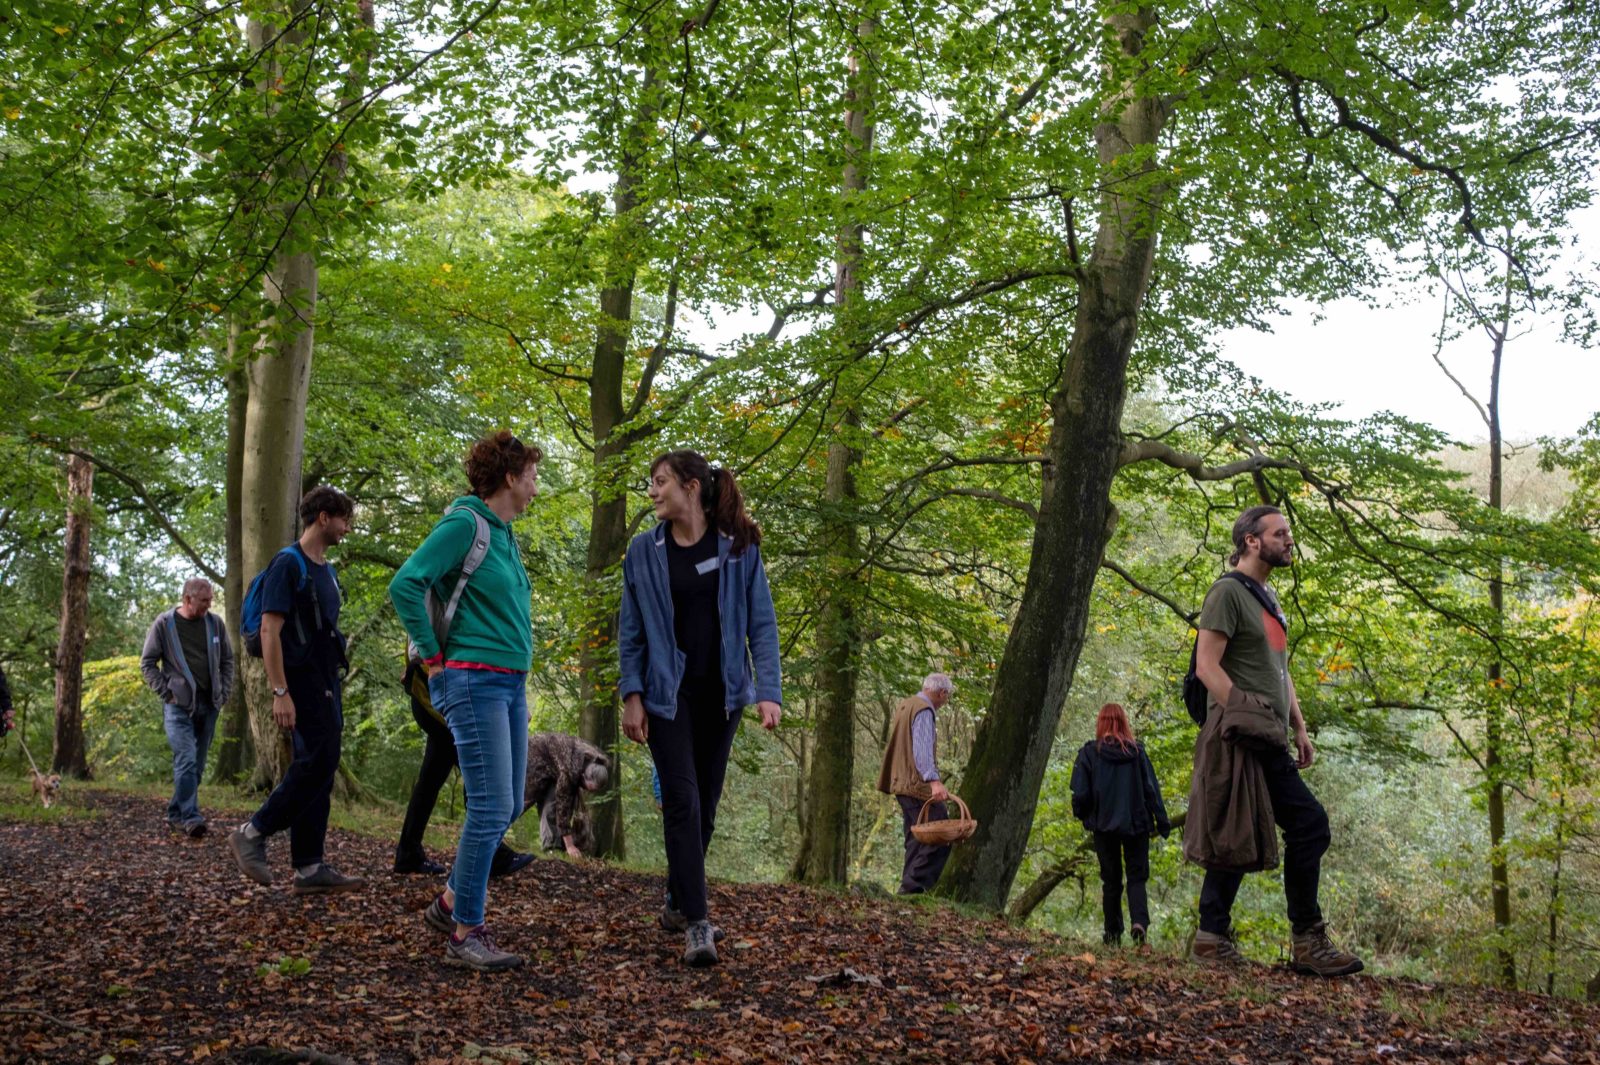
[1071,703,1170,946]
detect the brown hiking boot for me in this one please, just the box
[1192,927,1248,966]
[1291,922,1364,977]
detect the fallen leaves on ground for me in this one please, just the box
[2,790,1597,1064]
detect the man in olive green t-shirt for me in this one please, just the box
[1190,505,1364,978]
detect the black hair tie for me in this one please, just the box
[706,467,722,508]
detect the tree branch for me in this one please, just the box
[57,447,222,583]
[1099,558,1196,625]
[626,272,680,422]
[1117,438,1308,480]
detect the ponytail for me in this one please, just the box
[650,450,763,555]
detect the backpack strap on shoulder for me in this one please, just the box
[281,543,322,643]
[436,505,492,645]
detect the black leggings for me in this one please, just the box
[1092,831,1150,937]
[396,691,457,859]
[646,685,741,922]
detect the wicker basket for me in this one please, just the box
[910,795,978,845]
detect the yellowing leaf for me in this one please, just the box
[3,108,19,121]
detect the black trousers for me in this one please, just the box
[1092,831,1150,937]
[396,693,457,860]
[1198,747,1331,935]
[251,648,343,869]
[896,796,951,894]
[646,684,741,922]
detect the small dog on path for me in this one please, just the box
[31,769,61,808]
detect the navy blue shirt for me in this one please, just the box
[260,546,342,663]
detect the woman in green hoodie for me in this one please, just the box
[389,430,540,972]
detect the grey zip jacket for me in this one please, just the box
[139,608,235,714]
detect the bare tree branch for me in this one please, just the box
[58,448,222,584]
[1117,438,1308,480]
[1100,558,1196,625]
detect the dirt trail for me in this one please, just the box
[2,790,1595,1063]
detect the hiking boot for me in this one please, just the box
[229,827,273,886]
[1130,923,1149,952]
[292,865,366,895]
[683,920,720,968]
[660,905,725,941]
[1193,927,1248,966]
[1102,931,1122,947]
[488,844,534,879]
[184,819,208,839]
[424,893,454,934]
[445,926,523,972]
[1291,922,1365,978]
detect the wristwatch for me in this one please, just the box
[271,686,289,698]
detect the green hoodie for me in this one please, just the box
[388,495,532,671]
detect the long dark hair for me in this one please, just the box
[650,450,761,555]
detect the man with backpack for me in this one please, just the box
[228,486,364,895]
[1186,504,1363,977]
[140,577,234,837]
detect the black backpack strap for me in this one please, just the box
[1221,571,1287,633]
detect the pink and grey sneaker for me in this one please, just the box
[445,925,523,971]
[424,893,454,934]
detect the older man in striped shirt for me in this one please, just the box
[876,672,955,894]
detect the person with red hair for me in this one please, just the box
[1071,703,1170,946]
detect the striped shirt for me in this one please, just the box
[911,705,940,782]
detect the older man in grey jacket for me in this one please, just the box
[140,578,234,836]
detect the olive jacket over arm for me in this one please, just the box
[1177,687,1286,869]
[1181,687,1284,873]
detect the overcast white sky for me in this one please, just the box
[1218,290,1596,443]
[677,280,1596,444]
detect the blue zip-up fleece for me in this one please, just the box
[618,524,783,718]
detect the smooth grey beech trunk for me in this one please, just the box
[940,7,1171,910]
[792,16,877,886]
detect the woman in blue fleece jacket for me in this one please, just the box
[619,449,783,969]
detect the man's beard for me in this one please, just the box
[1264,546,1293,569]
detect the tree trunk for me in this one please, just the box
[577,417,631,859]
[235,0,372,786]
[240,245,316,787]
[52,453,94,779]
[1485,255,1515,989]
[576,61,659,858]
[940,6,1169,910]
[793,16,876,886]
[213,320,255,783]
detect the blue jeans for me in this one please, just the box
[164,699,217,825]
[431,668,528,928]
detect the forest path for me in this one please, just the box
[1,789,1594,1064]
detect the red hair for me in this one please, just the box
[1095,703,1136,752]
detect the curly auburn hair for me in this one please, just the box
[464,431,543,499]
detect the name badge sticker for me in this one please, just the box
[695,557,721,576]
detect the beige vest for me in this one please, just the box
[877,694,935,800]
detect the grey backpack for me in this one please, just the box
[407,503,493,664]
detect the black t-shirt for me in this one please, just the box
[665,523,722,695]
[174,612,212,699]
[259,547,343,666]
